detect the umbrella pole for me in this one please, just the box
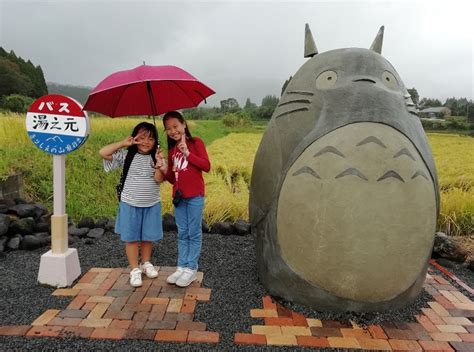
[146,81,158,124]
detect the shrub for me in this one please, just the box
[0,94,34,113]
[222,112,252,128]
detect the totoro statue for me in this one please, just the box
[249,25,439,311]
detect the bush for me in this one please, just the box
[0,94,34,113]
[222,112,252,128]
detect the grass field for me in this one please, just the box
[0,113,472,236]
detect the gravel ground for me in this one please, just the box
[0,231,471,351]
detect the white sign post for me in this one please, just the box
[26,94,90,287]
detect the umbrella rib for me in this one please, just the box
[111,84,132,117]
[169,80,198,108]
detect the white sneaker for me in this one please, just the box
[166,267,185,284]
[129,267,143,287]
[176,268,197,287]
[141,261,158,278]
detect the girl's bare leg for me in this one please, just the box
[141,241,153,262]
[125,242,140,268]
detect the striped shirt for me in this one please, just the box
[103,149,160,207]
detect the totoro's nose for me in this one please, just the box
[353,78,376,84]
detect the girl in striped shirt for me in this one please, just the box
[99,122,165,288]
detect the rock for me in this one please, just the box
[35,232,51,246]
[21,235,42,250]
[68,235,78,244]
[34,221,50,233]
[433,232,468,263]
[14,198,27,204]
[32,203,48,217]
[87,228,104,239]
[0,214,11,236]
[105,218,115,232]
[210,222,234,236]
[78,217,95,229]
[94,218,109,229]
[68,226,90,238]
[7,236,21,250]
[0,236,8,252]
[40,213,52,224]
[233,219,250,236]
[202,220,209,233]
[84,239,94,245]
[462,258,474,272]
[0,203,9,213]
[163,213,177,232]
[8,204,37,218]
[8,217,35,236]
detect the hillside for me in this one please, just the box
[46,82,91,105]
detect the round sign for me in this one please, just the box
[26,94,90,155]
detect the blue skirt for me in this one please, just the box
[115,201,163,242]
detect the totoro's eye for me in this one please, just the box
[382,71,398,90]
[316,70,338,90]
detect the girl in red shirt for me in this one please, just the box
[156,111,210,287]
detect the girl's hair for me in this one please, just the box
[128,122,158,162]
[162,111,193,148]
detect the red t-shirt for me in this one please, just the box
[165,137,210,198]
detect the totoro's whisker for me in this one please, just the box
[275,107,309,119]
[293,166,321,179]
[377,170,404,182]
[286,90,314,96]
[408,110,419,117]
[314,146,345,158]
[278,99,311,107]
[335,168,368,181]
[393,148,415,161]
[411,170,429,181]
[356,136,386,148]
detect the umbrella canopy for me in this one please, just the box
[83,65,215,117]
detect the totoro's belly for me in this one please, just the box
[277,122,436,303]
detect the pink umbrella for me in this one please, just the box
[83,65,215,117]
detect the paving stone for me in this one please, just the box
[250,309,278,318]
[79,318,112,328]
[262,296,277,310]
[175,321,206,331]
[458,333,474,342]
[296,336,329,348]
[155,329,188,342]
[167,298,183,312]
[67,295,89,310]
[252,325,282,335]
[127,291,146,304]
[110,320,132,329]
[59,326,94,338]
[322,320,352,328]
[31,309,60,326]
[368,325,389,339]
[310,327,343,337]
[26,326,63,337]
[141,297,169,305]
[429,301,451,317]
[90,327,126,340]
[132,311,149,322]
[52,289,80,296]
[306,318,323,327]
[47,317,83,327]
[144,320,177,330]
[418,340,454,351]
[416,314,440,333]
[276,304,293,318]
[58,309,90,319]
[340,328,372,339]
[430,332,463,342]
[388,339,423,351]
[356,338,392,350]
[0,325,32,336]
[423,308,446,325]
[280,326,311,336]
[180,299,196,313]
[266,334,297,346]
[82,303,97,311]
[88,303,110,319]
[264,317,294,326]
[187,330,220,344]
[234,333,267,345]
[327,336,361,349]
[451,291,472,304]
[123,329,156,340]
[437,324,468,333]
[106,290,131,297]
[383,328,417,340]
[448,341,474,351]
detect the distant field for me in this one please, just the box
[0,114,472,236]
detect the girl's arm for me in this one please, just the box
[99,137,134,161]
[153,148,166,183]
[186,138,211,172]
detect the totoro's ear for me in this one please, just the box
[304,23,318,58]
[370,26,384,54]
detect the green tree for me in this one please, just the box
[220,98,240,113]
[0,94,34,113]
[419,98,442,109]
[256,95,279,120]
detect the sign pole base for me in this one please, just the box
[38,248,81,288]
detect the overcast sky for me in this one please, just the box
[1,0,472,107]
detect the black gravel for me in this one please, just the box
[0,232,470,351]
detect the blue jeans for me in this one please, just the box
[174,196,204,270]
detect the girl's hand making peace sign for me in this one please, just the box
[177,134,190,157]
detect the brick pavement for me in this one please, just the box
[234,260,474,351]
